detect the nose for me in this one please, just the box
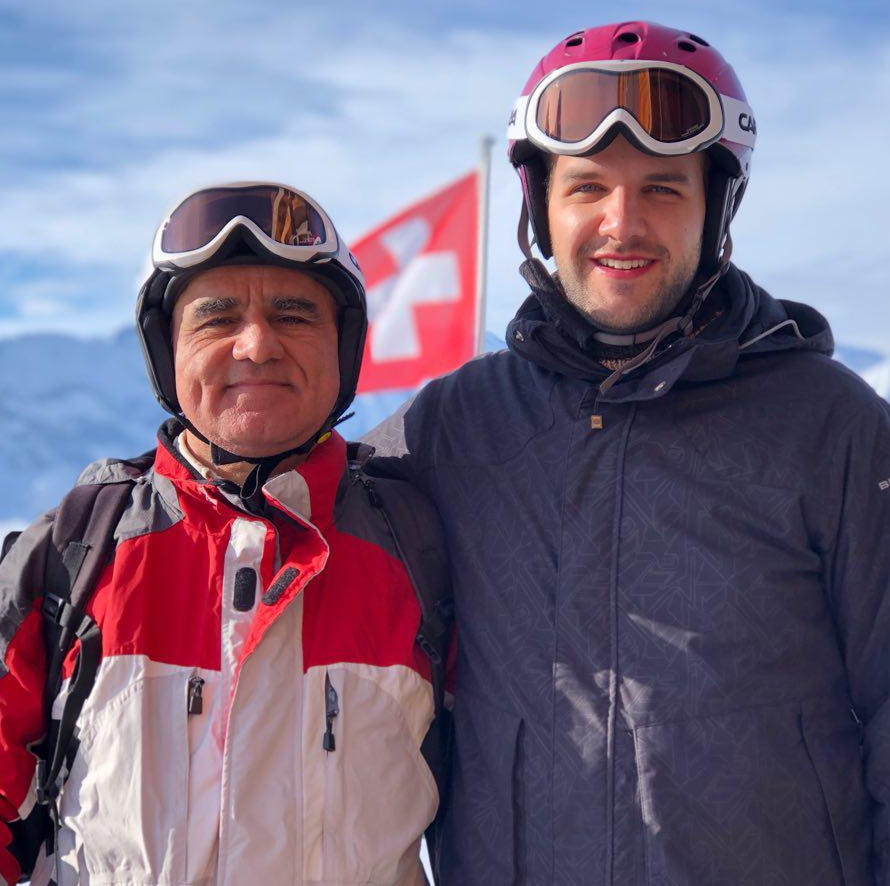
[231,318,284,364]
[597,187,647,244]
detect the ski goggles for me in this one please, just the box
[508,60,756,157]
[152,182,343,270]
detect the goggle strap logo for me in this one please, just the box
[720,94,757,147]
[507,96,529,140]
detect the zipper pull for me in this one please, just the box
[323,672,339,752]
[589,393,604,431]
[187,675,205,716]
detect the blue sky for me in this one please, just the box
[2,0,889,354]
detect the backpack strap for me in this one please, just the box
[346,443,454,885]
[38,480,134,807]
[345,443,453,719]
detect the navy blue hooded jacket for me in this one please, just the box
[366,264,890,886]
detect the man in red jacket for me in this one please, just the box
[0,182,451,886]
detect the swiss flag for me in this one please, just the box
[351,171,478,393]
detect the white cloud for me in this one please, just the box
[1,1,888,354]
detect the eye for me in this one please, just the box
[198,316,235,329]
[572,181,604,194]
[276,313,309,325]
[647,185,682,196]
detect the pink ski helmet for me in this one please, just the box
[507,22,756,272]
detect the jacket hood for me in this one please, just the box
[506,261,833,403]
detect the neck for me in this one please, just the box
[180,429,307,484]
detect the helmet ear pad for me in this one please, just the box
[300,265,368,423]
[136,272,180,415]
[520,155,553,259]
[699,146,746,275]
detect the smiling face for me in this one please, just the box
[546,136,707,334]
[170,264,340,460]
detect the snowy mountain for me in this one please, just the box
[0,330,884,526]
[0,328,166,525]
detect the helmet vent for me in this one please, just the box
[565,33,584,47]
[677,40,697,52]
[688,34,710,46]
[616,32,640,44]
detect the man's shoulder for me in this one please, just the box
[341,441,440,521]
[74,449,157,487]
[755,348,886,420]
[411,347,552,431]
[4,449,159,563]
[64,446,186,548]
[433,346,529,392]
[336,442,449,567]
[361,349,525,459]
[364,346,559,473]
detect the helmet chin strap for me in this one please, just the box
[180,416,328,504]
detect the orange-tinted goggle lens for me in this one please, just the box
[535,68,712,144]
[161,185,328,253]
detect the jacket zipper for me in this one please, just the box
[323,671,339,752]
[187,674,205,716]
[605,403,637,886]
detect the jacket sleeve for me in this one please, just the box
[362,386,441,492]
[823,397,890,883]
[0,512,53,886]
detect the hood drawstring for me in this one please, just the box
[598,320,682,395]
[739,319,805,352]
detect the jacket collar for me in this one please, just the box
[153,419,346,528]
[505,262,833,403]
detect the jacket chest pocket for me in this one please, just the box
[302,665,437,885]
[59,669,191,884]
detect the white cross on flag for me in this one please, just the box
[350,171,478,393]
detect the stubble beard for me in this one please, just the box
[559,238,702,335]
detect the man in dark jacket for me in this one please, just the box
[366,21,890,886]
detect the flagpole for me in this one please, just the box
[475,134,495,356]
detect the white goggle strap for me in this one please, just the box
[508,95,530,142]
[718,94,757,149]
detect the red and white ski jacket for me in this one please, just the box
[0,426,450,886]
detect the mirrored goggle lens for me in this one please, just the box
[535,68,712,144]
[161,185,328,253]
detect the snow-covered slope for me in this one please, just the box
[0,331,884,526]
